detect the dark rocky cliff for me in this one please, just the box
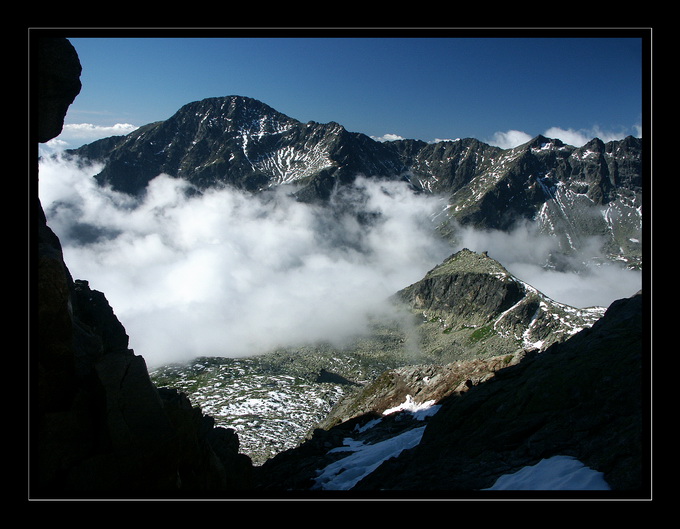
[33,37,253,498]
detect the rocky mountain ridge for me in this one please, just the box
[66,95,643,267]
[69,95,408,199]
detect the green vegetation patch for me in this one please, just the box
[468,324,495,344]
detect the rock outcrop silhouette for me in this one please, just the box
[33,37,253,498]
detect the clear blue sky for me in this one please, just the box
[57,30,646,147]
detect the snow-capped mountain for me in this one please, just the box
[66,95,643,267]
[69,95,408,197]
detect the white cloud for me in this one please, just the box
[545,125,643,146]
[41,123,139,153]
[488,124,642,149]
[38,155,451,367]
[542,127,592,147]
[371,133,405,142]
[488,130,533,149]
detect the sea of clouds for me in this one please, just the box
[38,154,455,366]
[37,126,642,368]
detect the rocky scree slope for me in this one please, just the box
[66,95,643,267]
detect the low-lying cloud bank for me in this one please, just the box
[38,154,641,367]
[38,155,452,367]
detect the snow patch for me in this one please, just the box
[313,395,439,490]
[382,394,441,420]
[313,396,611,491]
[483,455,610,490]
[313,426,427,491]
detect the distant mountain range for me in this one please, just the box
[66,95,643,268]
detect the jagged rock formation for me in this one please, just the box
[66,95,642,266]
[419,133,642,267]
[255,291,645,493]
[33,37,254,497]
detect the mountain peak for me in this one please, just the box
[523,134,566,150]
[396,247,605,356]
[168,95,299,135]
[66,95,642,265]
[177,95,291,117]
[425,248,510,279]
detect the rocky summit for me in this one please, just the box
[32,38,649,499]
[394,248,606,359]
